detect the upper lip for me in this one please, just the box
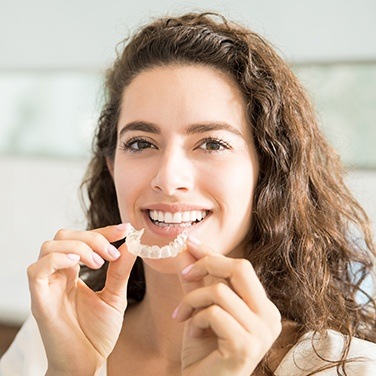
[142,203,211,212]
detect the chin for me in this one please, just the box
[141,256,180,275]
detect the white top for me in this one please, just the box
[1,316,376,375]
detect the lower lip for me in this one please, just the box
[142,211,208,238]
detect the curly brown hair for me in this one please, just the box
[81,12,376,374]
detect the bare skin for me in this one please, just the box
[28,225,285,376]
[108,240,285,376]
[29,66,283,375]
[108,303,298,376]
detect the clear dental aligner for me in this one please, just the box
[125,225,188,259]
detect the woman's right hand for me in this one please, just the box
[27,224,137,376]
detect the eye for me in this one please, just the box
[120,137,157,153]
[198,137,231,152]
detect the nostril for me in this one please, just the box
[150,172,194,194]
[150,151,194,194]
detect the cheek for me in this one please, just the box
[202,161,257,244]
[113,162,146,220]
[207,161,256,209]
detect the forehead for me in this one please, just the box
[119,65,250,136]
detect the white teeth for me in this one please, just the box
[189,211,197,222]
[125,226,188,259]
[182,211,190,222]
[148,210,207,225]
[172,212,182,223]
[164,212,173,223]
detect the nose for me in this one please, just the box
[151,147,194,195]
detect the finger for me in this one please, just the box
[53,227,125,259]
[92,223,132,242]
[175,247,203,295]
[190,306,277,367]
[28,252,81,283]
[99,242,137,311]
[46,224,132,266]
[181,253,268,314]
[28,253,81,313]
[40,239,108,269]
[189,304,247,344]
[174,283,255,332]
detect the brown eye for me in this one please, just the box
[205,141,222,151]
[198,137,231,152]
[130,140,153,150]
[120,137,157,153]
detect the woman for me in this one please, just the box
[1,12,375,375]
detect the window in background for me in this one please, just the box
[0,71,102,158]
[294,62,376,169]
[0,63,375,168]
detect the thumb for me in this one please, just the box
[100,243,137,311]
[175,241,203,295]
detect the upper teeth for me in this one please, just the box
[149,210,207,224]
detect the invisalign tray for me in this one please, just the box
[125,225,188,259]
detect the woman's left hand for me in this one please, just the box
[174,238,282,376]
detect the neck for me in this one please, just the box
[123,262,301,370]
[125,262,185,362]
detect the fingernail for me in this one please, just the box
[172,306,180,319]
[92,253,105,267]
[116,223,130,231]
[67,253,80,261]
[181,264,194,275]
[188,235,201,245]
[107,244,121,259]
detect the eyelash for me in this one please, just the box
[119,136,232,153]
[119,137,156,153]
[197,137,232,152]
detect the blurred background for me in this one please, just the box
[1,0,375,354]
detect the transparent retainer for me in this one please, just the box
[125,225,188,259]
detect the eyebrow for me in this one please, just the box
[119,121,245,139]
[118,121,161,138]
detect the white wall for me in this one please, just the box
[1,0,375,324]
[1,0,376,71]
[0,156,87,323]
[0,158,375,325]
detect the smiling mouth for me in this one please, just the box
[148,210,208,227]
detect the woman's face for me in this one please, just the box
[110,65,259,266]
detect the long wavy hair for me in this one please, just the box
[81,12,376,374]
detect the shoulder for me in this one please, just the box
[0,316,47,376]
[275,329,376,376]
[0,316,45,375]
[0,315,107,376]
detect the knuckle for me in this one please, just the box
[89,231,104,243]
[202,254,211,264]
[27,259,47,283]
[40,240,53,252]
[26,263,37,280]
[235,258,252,274]
[70,240,87,253]
[54,228,69,240]
[206,304,222,319]
[211,282,227,297]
